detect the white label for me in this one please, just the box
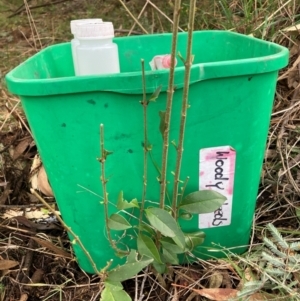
[199,146,236,229]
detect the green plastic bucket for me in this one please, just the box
[6,31,289,273]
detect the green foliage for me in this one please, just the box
[145,207,180,238]
[100,281,131,301]
[117,191,139,210]
[240,223,300,299]
[184,231,205,250]
[137,233,162,264]
[179,190,227,214]
[107,213,132,231]
[106,251,153,282]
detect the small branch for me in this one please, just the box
[99,124,129,256]
[30,189,101,275]
[18,269,44,301]
[21,238,35,283]
[159,0,182,209]
[171,0,196,219]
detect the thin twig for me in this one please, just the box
[23,0,42,50]
[99,124,129,256]
[0,100,21,132]
[30,189,101,275]
[254,0,293,32]
[128,1,149,36]
[118,0,148,34]
[147,0,184,32]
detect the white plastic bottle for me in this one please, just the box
[70,19,103,75]
[72,21,120,76]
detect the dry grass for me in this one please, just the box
[0,0,300,300]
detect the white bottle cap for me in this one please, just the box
[70,19,103,35]
[72,21,114,39]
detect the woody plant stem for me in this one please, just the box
[159,0,182,209]
[99,124,128,255]
[139,59,148,228]
[172,0,197,219]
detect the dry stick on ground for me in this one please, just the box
[20,238,35,284]
[118,0,148,34]
[147,1,184,32]
[0,100,21,132]
[30,189,101,275]
[23,0,42,51]
[128,0,184,36]
[254,0,294,34]
[128,1,149,36]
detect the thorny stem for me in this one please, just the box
[159,0,182,209]
[99,124,128,255]
[139,59,148,230]
[172,0,197,219]
[30,189,101,276]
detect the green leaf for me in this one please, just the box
[104,280,123,291]
[152,261,166,274]
[100,286,131,301]
[107,257,153,282]
[148,85,162,102]
[162,248,179,265]
[160,237,184,254]
[126,249,138,263]
[137,233,162,263]
[172,228,186,250]
[184,231,205,250]
[179,190,226,214]
[139,224,155,236]
[117,191,139,210]
[145,207,179,237]
[108,214,132,231]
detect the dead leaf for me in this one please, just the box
[1,208,60,222]
[37,166,53,197]
[11,136,33,160]
[30,155,53,197]
[209,271,223,288]
[172,284,238,301]
[32,237,72,259]
[0,260,19,270]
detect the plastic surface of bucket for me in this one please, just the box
[6,31,289,273]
